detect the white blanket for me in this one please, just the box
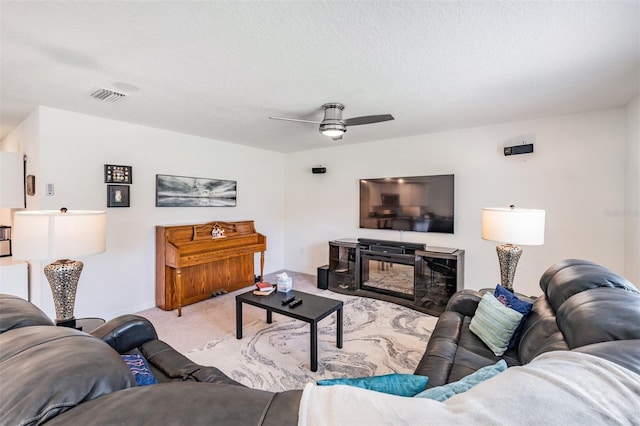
[298,351,640,426]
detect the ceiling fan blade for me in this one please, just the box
[345,114,394,126]
[269,116,322,124]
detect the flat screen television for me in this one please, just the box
[359,174,454,234]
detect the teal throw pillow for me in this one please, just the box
[317,373,428,397]
[414,360,507,401]
[469,292,523,356]
[121,354,157,386]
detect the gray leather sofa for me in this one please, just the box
[1,259,638,425]
[415,259,640,387]
[0,294,301,426]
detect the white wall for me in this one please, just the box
[2,105,633,318]
[6,106,286,320]
[0,109,40,225]
[625,94,640,283]
[284,108,628,297]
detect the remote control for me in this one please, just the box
[289,299,303,308]
[281,296,296,305]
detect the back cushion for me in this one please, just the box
[520,259,639,364]
[0,326,136,426]
[556,287,640,348]
[0,294,54,333]
[517,295,569,364]
[540,259,638,313]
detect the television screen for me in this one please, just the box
[359,174,454,233]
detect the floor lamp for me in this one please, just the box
[13,208,106,328]
[481,206,545,292]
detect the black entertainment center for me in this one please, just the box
[327,238,464,316]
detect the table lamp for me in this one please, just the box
[481,206,545,292]
[12,208,106,327]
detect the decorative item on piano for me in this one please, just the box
[276,272,293,292]
[211,224,226,238]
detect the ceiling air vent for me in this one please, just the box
[89,87,127,103]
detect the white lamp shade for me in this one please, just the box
[482,207,545,246]
[12,210,106,260]
[0,152,24,208]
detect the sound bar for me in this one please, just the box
[504,143,534,156]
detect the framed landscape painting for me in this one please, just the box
[156,174,237,207]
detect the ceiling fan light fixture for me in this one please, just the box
[321,128,345,138]
[319,121,346,138]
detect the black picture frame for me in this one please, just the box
[107,185,130,208]
[104,164,132,184]
[155,174,237,207]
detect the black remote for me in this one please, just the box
[281,296,296,305]
[289,299,303,308]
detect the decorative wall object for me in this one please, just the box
[26,175,36,196]
[156,174,237,207]
[107,185,130,208]
[104,164,132,184]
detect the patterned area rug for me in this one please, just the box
[186,294,438,391]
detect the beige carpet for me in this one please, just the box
[136,271,314,353]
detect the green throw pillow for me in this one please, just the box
[317,373,428,397]
[469,293,523,356]
[414,360,507,401]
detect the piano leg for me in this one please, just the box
[176,268,183,317]
[260,251,265,282]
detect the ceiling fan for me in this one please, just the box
[269,103,394,140]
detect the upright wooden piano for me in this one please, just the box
[156,220,266,316]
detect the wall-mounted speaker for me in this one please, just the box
[504,143,534,156]
[312,167,327,174]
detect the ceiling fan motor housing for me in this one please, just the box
[319,103,347,135]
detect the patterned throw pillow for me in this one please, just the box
[121,354,157,386]
[469,293,523,356]
[414,360,507,401]
[317,373,428,397]
[494,284,533,349]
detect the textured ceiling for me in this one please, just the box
[1,1,638,153]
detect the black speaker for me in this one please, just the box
[504,143,534,156]
[317,265,329,289]
[312,167,327,174]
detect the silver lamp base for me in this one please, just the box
[495,244,522,292]
[43,259,83,327]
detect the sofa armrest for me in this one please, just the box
[444,289,484,317]
[91,314,158,354]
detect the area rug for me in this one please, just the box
[186,294,438,391]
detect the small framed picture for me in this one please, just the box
[107,185,130,208]
[105,164,132,184]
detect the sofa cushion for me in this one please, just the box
[556,287,640,349]
[540,259,638,313]
[0,325,136,426]
[469,293,523,356]
[0,294,54,333]
[43,383,302,426]
[414,310,520,389]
